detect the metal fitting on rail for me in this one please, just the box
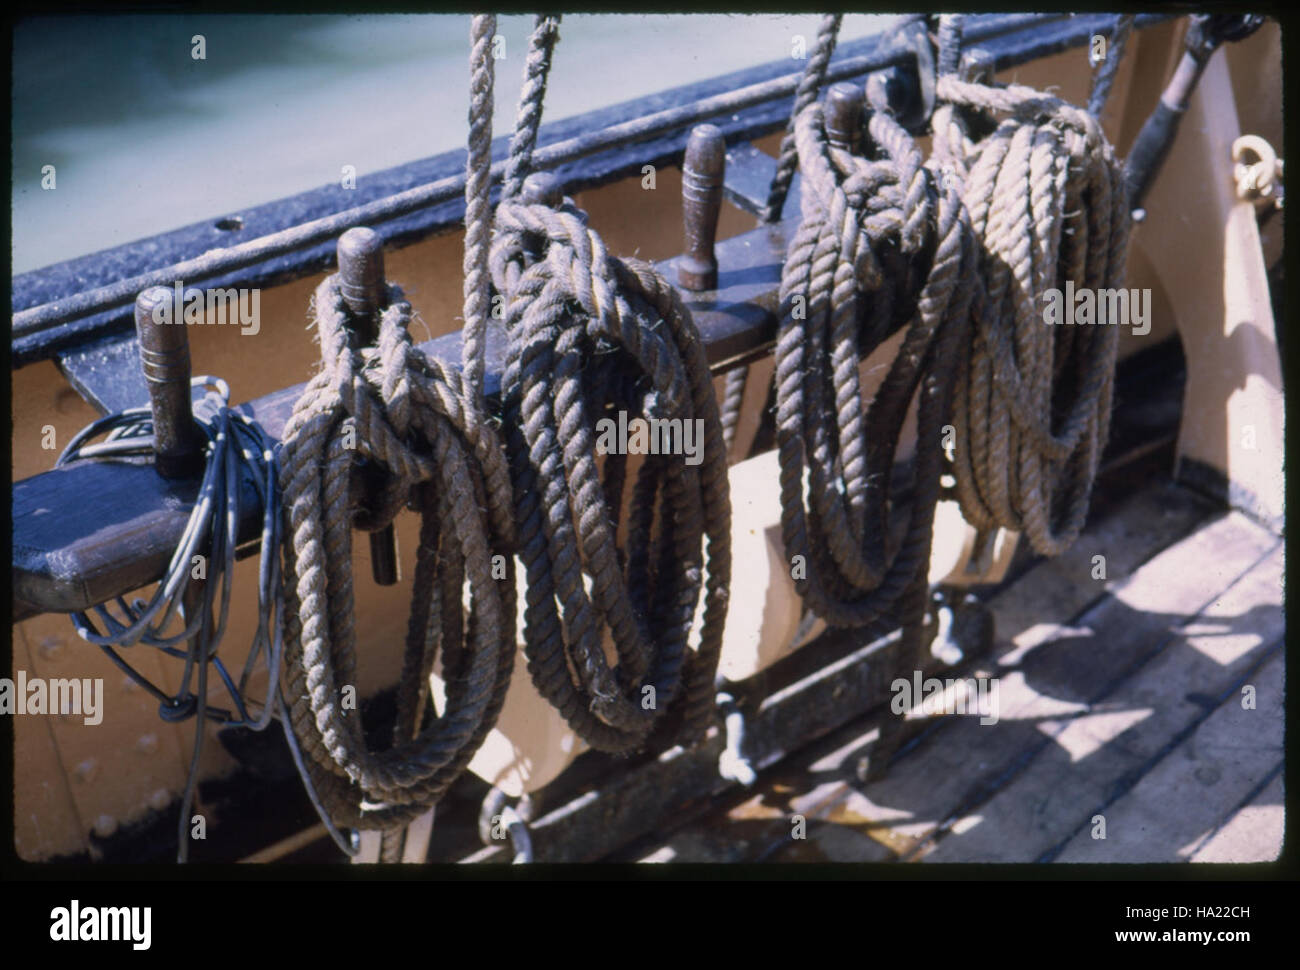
[717,689,757,787]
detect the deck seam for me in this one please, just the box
[1181,758,1285,861]
[1030,638,1284,863]
[900,536,1282,862]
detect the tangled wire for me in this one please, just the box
[59,377,285,862]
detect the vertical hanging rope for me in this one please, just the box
[933,71,1131,558]
[488,17,732,754]
[463,12,498,397]
[503,15,563,201]
[936,14,964,77]
[724,13,841,458]
[276,13,518,839]
[762,14,843,225]
[773,96,974,632]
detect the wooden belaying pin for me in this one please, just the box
[958,47,996,84]
[521,171,563,208]
[336,227,400,587]
[678,123,726,292]
[135,286,203,480]
[824,82,864,154]
[338,227,387,343]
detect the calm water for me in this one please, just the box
[12,14,893,275]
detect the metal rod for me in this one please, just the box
[13,14,1112,341]
[134,286,202,480]
[335,228,399,587]
[1125,14,1264,213]
[678,124,726,292]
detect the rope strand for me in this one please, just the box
[503,15,563,201]
[762,14,843,224]
[492,201,732,752]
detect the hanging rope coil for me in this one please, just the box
[475,13,731,754]
[277,14,518,834]
[278,281,516,831]
[774,95,974,630]
[491,199,733,753]
[931,74,1130,558]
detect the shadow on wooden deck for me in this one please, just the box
[627,477,1285,865]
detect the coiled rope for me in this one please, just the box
[58,377,288,862]
[931,37,1131,557]
[276,14,517,839]
[487,16,732,754]
[774,93,974,631]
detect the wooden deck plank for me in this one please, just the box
[1188,770,1284,863]
[627,484,1220,862]
[920,544,1283,862]
[814,509,1277,860]
[1052,650,1284,862]
[636,774,896,864]
[992,482,1213,666]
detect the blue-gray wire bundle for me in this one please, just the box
[57,377,354,861]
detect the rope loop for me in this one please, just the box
[932,68,1131,557]
[491,197,732,753]
[775,90,974,632]
[279,274,517,829]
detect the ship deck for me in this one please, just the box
[620,466,1285,865]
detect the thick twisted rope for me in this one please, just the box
[717,14,845,458]
[774,98,974,632]
[932,74,1130,558]
[503,15,563,201]
[491,201,732,754]
[763,14,843,225]
[462,13,498,397]
[478,14,730,754]
[278,285,516,831]
[1088,14,1135,118]
[277,15,517,835]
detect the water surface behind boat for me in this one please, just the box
[12,13,892,275]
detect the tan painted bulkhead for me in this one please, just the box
[11,20,1280,859]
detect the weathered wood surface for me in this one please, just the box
[456,621,926,864]
[630,483,1285,864]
